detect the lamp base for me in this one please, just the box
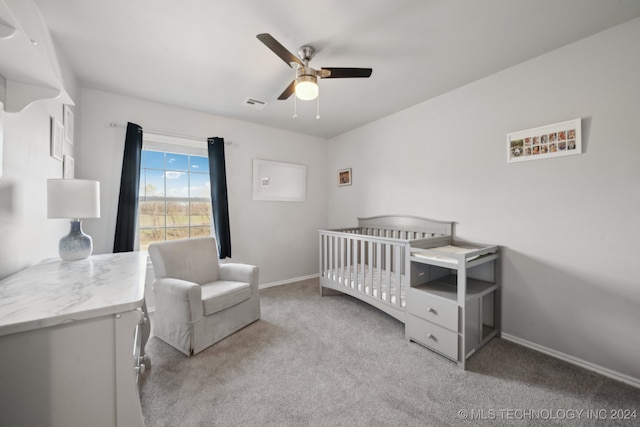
[59,220,93,261]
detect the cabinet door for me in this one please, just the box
[115,310,145,427]
[0,317,116,427]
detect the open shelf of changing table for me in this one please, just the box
[407,243,500,369]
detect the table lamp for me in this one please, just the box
[47,179,101,260]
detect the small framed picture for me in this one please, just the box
[50,116,63,160]
[63,105,74,144]
[338,168,352,186]
[63,155,75,179]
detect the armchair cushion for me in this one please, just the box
[201,281,251,316]
[148,237,220,284]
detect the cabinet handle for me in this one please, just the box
[426,307,435,314]
[135,363,146,375]
[426,333,434,340]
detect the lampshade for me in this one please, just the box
[295,75,319,100]
[47,179,101,219]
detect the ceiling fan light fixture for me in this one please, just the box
[295,75,318,101]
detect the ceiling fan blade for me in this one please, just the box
[277,80,296,100]
[321,67,373,78]
[257,33,304,68]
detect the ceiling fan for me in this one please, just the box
[257,33,372,102]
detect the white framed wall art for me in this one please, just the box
[252,159,306,202]
[507,118,581,163]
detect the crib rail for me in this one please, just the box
[319,229,411,309]
[325,226,440,241]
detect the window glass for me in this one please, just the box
[165,170,188,198]
[138,149,212,250]
[190,172,210,198]
[141,150,164,169]
[139,169,165,198]
[165,153,188,171]
[190,156,208,172]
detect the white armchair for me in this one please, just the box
[148,237,260,356]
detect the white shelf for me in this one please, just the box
[0,0,73,112]
[412,275,497,303]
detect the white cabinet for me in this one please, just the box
[0,252,149,427]
[406,243,500,369]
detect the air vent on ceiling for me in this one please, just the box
[242,97,267,110]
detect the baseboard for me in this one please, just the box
[501,333,640,389]
[259,274,319,290]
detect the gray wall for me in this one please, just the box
[327,18,640,382]
[79,89,327,285]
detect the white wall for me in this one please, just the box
[327,18,640,383]
[0,41,80,280]
[79,89,327,285]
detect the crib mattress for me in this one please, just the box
[323,264,407,307]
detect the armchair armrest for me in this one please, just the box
[153,278,203,321]
[219,263,259,291]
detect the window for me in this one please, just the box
[138,146,212,250]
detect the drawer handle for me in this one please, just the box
[426,333,435,340]
[426,307,436,314]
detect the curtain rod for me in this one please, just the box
[108,122,231,144]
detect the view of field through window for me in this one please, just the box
[138,150,212,250]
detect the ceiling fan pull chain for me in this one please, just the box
[316,93,320,119]
[293,93,298,118]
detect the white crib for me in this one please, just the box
[319,215,452,322]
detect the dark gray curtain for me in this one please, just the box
[207,137,231,259]
[113,122,143,253]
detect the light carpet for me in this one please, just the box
[140,278,640,426]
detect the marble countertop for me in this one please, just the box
[0,252,148,336]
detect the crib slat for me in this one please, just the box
[385,243,391,302]
[368,240,373,295]
[323,234,327,274]
[339,236,343,284]
[326,234,332,279]
[331,235,337,282]
[360,238,365,292]
[394,244,402,306]
[352,237,358,289]
[340,236,345,285]
[346,236,352,288]
[325,234,330,276]
[320,234,327,276]
[375,242,382,299]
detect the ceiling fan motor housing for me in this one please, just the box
[296,66,317,80]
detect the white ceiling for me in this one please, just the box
[33,0,640,139]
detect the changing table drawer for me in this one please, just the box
[408,288,458,330]
[407,315,458,360]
